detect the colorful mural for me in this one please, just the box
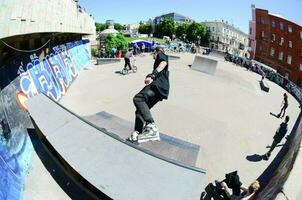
[0,39,91,199]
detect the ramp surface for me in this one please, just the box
[191,55,218,75]
[84,111,200,166]
[25,94,205,200]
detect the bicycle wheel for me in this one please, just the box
[121,68,128,75]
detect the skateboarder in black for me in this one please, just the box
[263,115,289,160]
[277,93,288,118]
[128,46,169,143]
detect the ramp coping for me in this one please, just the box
[44,94,206,173]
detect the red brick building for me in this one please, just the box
[248,5,302,87]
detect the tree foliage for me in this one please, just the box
[186,22,209,46]
[104,33,128,54]
[114,23,125,31]
[175,23,189,38]
[95,23,105,31]
[156,18,176,38]
[138,23,152,34]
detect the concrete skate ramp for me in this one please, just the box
[84,111,200,166]
[191,55,218,75]
[25,94,206,200]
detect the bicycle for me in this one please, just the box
[121,60,137,75]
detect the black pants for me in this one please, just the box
[278,105,288,117]
[267,139,279,156]
[124,58,132,70]
[133,85,163,133]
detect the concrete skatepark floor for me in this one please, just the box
[59,53,300,190]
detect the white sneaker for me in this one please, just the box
[138,123,160,143]
[128,131,139,142]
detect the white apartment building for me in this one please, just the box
[202,20,249,57]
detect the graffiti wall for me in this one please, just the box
[0,39,90,199]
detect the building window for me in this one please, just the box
[301,48,302,56]
[289,41,292,48]
[270,47,275,56]
[261,31,265,38]
[288,25,293,33]
[278,52,283,61]
[280,37,284,46]
[249,28,252,34]
[300,31,302,39]
[280,22,285,30]
[260,16,265,24]
[272,34,275,41]
[212,27,215,32]
[287,56,292,64]
[300,63,302,71]
[272,20,275,27]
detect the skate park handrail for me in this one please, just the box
[25,93,206,200]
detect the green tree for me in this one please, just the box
[200,29,210,46]
[114,23,124,31]
[175,23,189,38]
[95,23,105,31]
[156,17,176,38]
[115,33,128,51]
[138,24,152,34]
[186,22,209,45]
[104,33,128,55]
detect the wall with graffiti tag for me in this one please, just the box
[0,39,91,199]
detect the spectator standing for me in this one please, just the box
[263,116,290,160]
[277,93,288,118]
[141,43,146,53]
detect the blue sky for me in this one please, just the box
[79,0,302,33]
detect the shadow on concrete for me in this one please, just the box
[114,70,124,75]
[246,154,263,162]
[266,143,284,149]
[27,128,111,200]
[270,112,280,118]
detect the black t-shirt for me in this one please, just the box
[151,52,169,99]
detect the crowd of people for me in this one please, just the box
[224,52,302,102]
[199,53,302,199]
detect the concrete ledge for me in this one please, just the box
[260,79,270,92]
[167,55,181,60]
[96,58,122,65]
[25,94,206,200]
[191,55,218,75]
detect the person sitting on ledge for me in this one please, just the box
[219,180,260,200]
[201,171,260,200]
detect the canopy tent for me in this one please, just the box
[129,40,160,52]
